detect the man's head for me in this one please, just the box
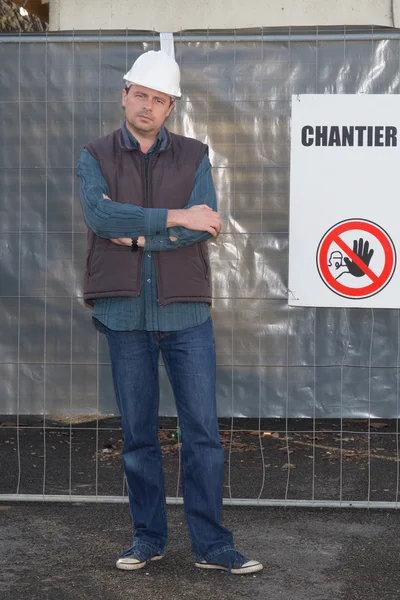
[122,50,181,138]
[122,84,175,137]
[328,250,344,270]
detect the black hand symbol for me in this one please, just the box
[343,238,374,277]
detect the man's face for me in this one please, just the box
[122,83,175,137]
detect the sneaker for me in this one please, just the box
[116,542,164,571]
[195,549,263,575]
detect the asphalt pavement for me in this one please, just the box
[1,502,400,600]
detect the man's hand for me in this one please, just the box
[167,205,221,237]
[110,236,146,247]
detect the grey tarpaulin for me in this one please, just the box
[1,27,400,418]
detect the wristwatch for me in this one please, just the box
[131,238,139,252]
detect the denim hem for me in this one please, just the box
[196,545,235,563]
[132,538,165,556]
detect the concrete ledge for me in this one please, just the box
[49,0,395,32]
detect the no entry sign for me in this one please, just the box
[316,219,396,299]
[289,94,400,308]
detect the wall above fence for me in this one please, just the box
[49,0,399,32]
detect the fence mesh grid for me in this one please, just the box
[1,27,400,506]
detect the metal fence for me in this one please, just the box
[1,27,400,507]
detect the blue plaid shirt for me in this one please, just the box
[78,122,215,332]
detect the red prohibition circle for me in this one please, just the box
[317,219,396,299]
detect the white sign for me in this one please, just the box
[289,94,400,308]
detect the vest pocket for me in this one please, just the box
[199,244,209,279]
[86,237,97,277]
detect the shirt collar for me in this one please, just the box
[121,120,165,154]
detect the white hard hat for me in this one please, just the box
[123,50,181,98]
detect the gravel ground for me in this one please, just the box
[1,503,400,600]
[1,416,400,599]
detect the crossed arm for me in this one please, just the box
[77,149,221,250]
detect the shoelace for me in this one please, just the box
[120,542,157,562]
[222,549,246,576]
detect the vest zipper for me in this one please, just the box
[148,154,165,303]
[135,154,146,297]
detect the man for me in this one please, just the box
[78,50,263,575]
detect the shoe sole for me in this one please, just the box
[194,561,263,575]
[116,555,163,571]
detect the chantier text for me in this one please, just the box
[301,125,397,147]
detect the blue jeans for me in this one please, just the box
[105,317,234,560]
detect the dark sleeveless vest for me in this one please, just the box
[83,127,212,307]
